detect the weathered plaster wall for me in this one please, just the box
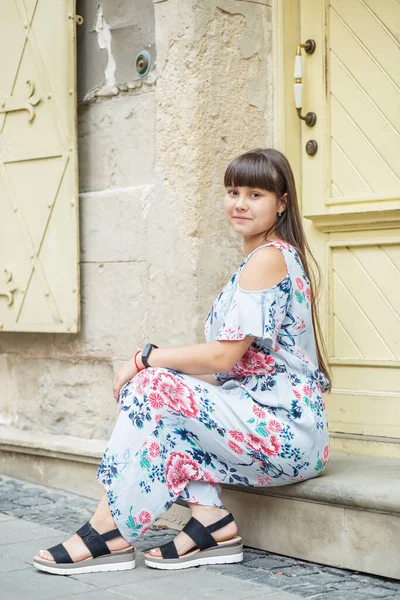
[0,0,274,444]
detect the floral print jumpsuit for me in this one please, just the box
[96,241,330,543]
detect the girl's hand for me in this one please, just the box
[113,356,139,402]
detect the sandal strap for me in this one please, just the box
[102,527,123,542]
[182,517,217,551]
[207,513,234,534]
[46,543,73,564]
[157,513,236,559]
[159,540,180,560]
[76,521,111,559]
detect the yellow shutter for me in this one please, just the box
[0,0,80,333]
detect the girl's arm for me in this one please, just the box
[190,374,223,386]
[113,338,254,400]
[136,338,254,375]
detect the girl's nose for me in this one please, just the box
[235,197,248,209]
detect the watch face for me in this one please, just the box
[141,343,158,368]
[142,343,151,358]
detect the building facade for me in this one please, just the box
[0,0,399,577]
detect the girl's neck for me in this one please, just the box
[243,233,282,257]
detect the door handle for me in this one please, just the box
[294,39,317,127]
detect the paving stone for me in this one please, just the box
[0,567,98,600]
[289,573,347,586]
[282,584,338,598]
[0,519,62,545]
[65,591,138,600]
[1,475,399,599]
[0,512,14,522]
[3,535,65,563]
[107,568,274,600]
[244,556,298,570]
[351,589,400,598]
[379,581,400,592]
[0,553,31,573]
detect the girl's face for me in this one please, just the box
[224,186,286,239]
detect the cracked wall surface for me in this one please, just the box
[0,0,274,441]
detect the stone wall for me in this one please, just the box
[0,0,274,447]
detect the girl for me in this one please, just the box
[33,148,331,574]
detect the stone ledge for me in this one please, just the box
[225,452,400,516]
[1,427,399,514]
[1,427,399,578]
[0,426,106,465]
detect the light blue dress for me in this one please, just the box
[97,241,330,543]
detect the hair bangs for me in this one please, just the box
[224,151,280,192]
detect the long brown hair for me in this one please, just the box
[224,148,331,391]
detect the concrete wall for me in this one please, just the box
[0,0,273,447]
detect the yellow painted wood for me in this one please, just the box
[278,0,400,457]
[0,0,80,333]
[272,0,302,203]
[331,245,400,359]
[330,434,400,460]
[327,391,400,438]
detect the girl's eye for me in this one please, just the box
[227,189,237,196]
[251,193,261,198]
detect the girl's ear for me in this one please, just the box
[279,192,288,213]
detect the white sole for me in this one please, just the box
[145,552,243,570]
[32,558,136,575]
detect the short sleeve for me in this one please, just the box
[215,278,291,348]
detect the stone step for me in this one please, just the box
[220,453,400,580]
[0,427,399,579]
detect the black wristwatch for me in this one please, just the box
[141,343,159,368]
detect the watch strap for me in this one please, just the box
[141,343,159,368]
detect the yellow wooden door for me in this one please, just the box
[0,0,80,333]
[293,0,400,458]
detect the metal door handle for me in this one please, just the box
[294,39,317,127]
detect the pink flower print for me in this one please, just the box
[219,326,244,340]
[154,413,162,424]
[252,405,266,419]
[296,277,304,291]
[246,434,265,452]
[257,474,272,485]
[228,440,243,454]
[153,372,198,418]
[148,391,165,410]
[137,510,152,525]
[293,388,301,399]
[229,347,275,378]
[268,419,281,433]
[323,445,330,461]
[134,369,154,395]
[229,430,245,442]
[264,435,280,457]
[306,288,312,302]
[303,385,312,398]
[202,470,216,483]
[295,317,306,332]
[165,452,200,495]
[149,442,160,458]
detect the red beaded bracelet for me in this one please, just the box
[133,350,143,371]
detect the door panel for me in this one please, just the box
[297,0,400,456]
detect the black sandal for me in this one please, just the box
[33,521,135,575]
[144,513,243,570]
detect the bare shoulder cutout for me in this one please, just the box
[239,246,288,291]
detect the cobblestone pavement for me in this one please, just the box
[1,475,399,599]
